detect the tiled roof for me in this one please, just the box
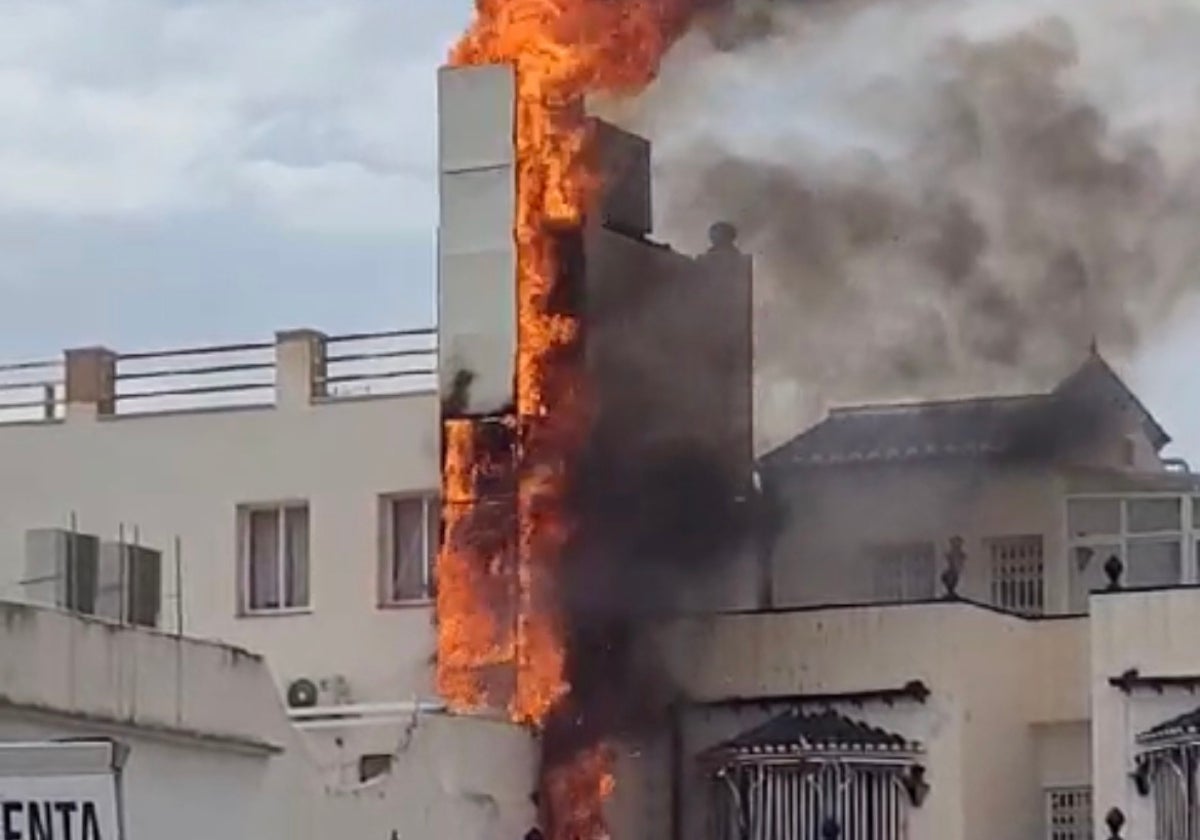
[708,709,920,760]
[760,352,1168,471]
[761,394,1044,468]
[1138,707,1200,745]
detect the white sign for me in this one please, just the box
[0,742,123,840]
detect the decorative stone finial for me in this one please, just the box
[1105,807,1125,839]
[1104,554,1124,591]
[820,818,841,840]
[942,536,966,599]
[708,221,739,253]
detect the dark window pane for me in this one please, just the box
[389,499,426,601]
[1067,499,1120,537]
[1127,498,1181,533]
[248,509,279,610]
[284,506,309,608]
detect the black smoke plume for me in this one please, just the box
[602,1,1200,448]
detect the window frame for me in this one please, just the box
[1044,785,1093,840]
[866,539,936,604]
[377,493,438,608]
[1065,492,1194,601]
[238,501,312,616]
[987,534,1046,616]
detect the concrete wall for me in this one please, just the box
[0,599,538,840]
[0,714,313,840]
[310,714,537,840]
[769,463,1070,612]
[0,600,289,748]
[0,390,441,704]
[658,603,1092,840]
[1089,587,1200,835]
[0,599,316,839]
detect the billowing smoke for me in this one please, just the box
[602,0,1200,450]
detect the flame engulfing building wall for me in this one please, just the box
[436,60,756,715]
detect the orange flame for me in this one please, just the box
[439,1,708,837]
[436,419,516,709]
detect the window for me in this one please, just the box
[867,541,935,603]
[1067,495,1187,605]
[1067,499,1120,538]
[1046,787,1092,840]
[358,753,393,783]
[989,535,1044,615]
[1127,538,1181,587]
[240,504,310,613]
[379,494,438,604]
[1128,498,1182,533]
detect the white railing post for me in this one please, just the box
[64,346,116,421]
[274,329,327,408]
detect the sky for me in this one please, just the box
[0,0,470,355]
[0,0,1195,460]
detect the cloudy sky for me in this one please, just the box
[0,0,470,356]
[0,0,1194,458]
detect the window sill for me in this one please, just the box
[378,599,434,610]
[239,606,313,618]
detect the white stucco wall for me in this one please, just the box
[310,714,537,840]
[0,714,313,840]
[0,599,317,839]
[658,602,1092,840]
[1089,587,1200,835]
[0,599,539,840]
[0,391,440,705]
[769,463,1073,613]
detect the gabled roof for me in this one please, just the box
[1138,706,1200,746]
[706,709,920,761]
[1054,352,1169,451]
[760,351,1169,471]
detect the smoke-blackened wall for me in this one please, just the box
[541,127,758,766]
[600,0,1200,451]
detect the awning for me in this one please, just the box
[1138,706,1200,748]
[705,709,921,764]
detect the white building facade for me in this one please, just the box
[0,328,539,840]
[0,328,444,710]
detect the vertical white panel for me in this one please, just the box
[438,64,515,173]
[436,64,517,416]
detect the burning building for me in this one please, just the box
[435,61,755,837]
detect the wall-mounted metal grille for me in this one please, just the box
[1046,787,1092,840]
[1145,746,1200,840]
[710,760,909,840]
[988,535,1045,615]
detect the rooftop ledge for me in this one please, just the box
[0,326,437,425]
[0,600,288,754]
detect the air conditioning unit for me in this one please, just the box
[285,675,351,709]
[96,542,162,628]
[23,529,99,616]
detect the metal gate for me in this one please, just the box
[1144,745,1200,840]
[710,759,910,840]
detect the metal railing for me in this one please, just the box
[0,357,63,423]
[320,327,436,399]
[115,339,277,415]
[0,326,438,424]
